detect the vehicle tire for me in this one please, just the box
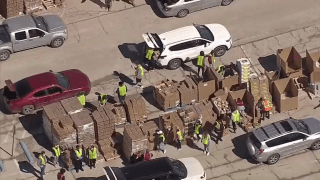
[177,9,189,18]
[167,59,182,70]
[22,105,35,115]
[311,140,320,150]
[51,37,64,48]
[221,0,233,6]
[213,46,227,57]
[266,154,280,165]
[0,50,10,61]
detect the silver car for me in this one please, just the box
[156,0,234,18]
[0,15,68,61]
[246,118,320,164]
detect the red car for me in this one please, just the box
[2,69,91,115]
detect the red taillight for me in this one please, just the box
[259,149,264,154]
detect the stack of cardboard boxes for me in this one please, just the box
[125,96,148,125]
[193,100,216,125]
[140,121,159,150]
[92,108,115,141]
[122,124,148,161]
[306,50,320,97]
[190,71,216,101]
[0,0,23,18]
[160,112,184,143]
[60,97,84,114]
[211,95,231,117]
[105,103,127,125]
[177,106,199,136]
[237,58,251,85]
[24,0,42,14]
[154,80,180,110]
[97,137,118,161]
[174,81,194,106]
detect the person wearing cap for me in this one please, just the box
[261,96,272,120]
[52,144,62,167]
[157,130,166,154]
[194,120,203,142]
[37,151,47,179]
[176,127,183,151]
[88,145,98,169]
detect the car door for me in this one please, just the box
[169,40,197,61]
[202,0,222,8]
[183,0,203,12]
[193,39,212,55]
[47,86,70,104]
[32,89,51,108]
[27,29,47,48]
[287,133,311,153]
[265,135,292,157]
[12,31,30,52]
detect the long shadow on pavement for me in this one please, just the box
[145,0,168,18]
[18,161,41,179]
[231,133,259,164]
[258,54,277,72]
[113,71,135,86]
[0,88,12,115]
[118,42,146,65]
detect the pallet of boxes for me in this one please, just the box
[153,80,180,111]
[0,0,23,18]
[160,112,184,144]
[125,95,148,125]
[140,121,159,150]
[24,0,43,14]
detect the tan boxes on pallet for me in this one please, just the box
[174,81,193,106]
[92,108,115,141]
[272,78,298,112]
[122,124,148,161]
[24,0,42,14]
[184,76,198,102]
[0,0,23,18]
[250,74,271,102]
[160,112,184,143]
[177,106,199,136]
[104,103,127,125]
[277,47,302,78]
[140,121,159,150]
[190,69,216,101]
[211,93,232,117]
[70,111,95,148]
[97,137,119,161]
[193,100,216,125]
[125,96,148,125]
[154,80,180,110]
[60,97,83,115]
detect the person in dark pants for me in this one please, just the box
[214,121,224,144]
[88,145,97,169]
[37,151,47,180]
[145,47,155,71]
[74,145,84,173]
[197,51,205,78]
[118,81,127,104]
[176,127,183,151]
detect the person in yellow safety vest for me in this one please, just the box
[88,145,98,169]
[231,110,241,133]
[202,131,211,156]
[99,94,108,106]
[37,151,47,179]
[194,120,203,142]
[157,130,167,154]
[145,48,155,71]
[207,50,216,68]
[78,92,86,107]
[214,120,224,144]
[197,51,205,78]
[261,96,272,120]
[135,64,144,88]
[74,145,84,173]
[52,144,62,167]
[176,127,183,151]
[118,81,127,104]
[217,65,225,76]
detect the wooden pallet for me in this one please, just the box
[42,0,56,9]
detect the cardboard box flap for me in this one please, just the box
[310,71,320,83]
[277,47,302,72]
[306,50,320,62]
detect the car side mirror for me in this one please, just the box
[205,43,210,47]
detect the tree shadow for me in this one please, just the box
[231,133,258,164]
[258,54,278,72]
[18,161,40,178]
[0,88,12,114]
[145,0,167,18]
[19,111,52,151]
[141,86,162,110]
[113,71,135,86]
[89,0,106,8]
[118,42,146,65]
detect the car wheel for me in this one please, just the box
[311,140,320,150]
[267,154,280,165]
[221,0,233,6]
[22,105,35,115]
[177,9,189,18]
[167,59,182,70]
[0,50,10,61]
[51,37,64,48]
[214,46,227,57]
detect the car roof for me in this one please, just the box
[120,157,174,179]
[3,15,36,32]
[26,72,58,90]
[253,119,298,142]
[159,25,200,45]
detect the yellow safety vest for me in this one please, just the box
[145,49,154,60]
[202,134,210,145]
[100,94,107,104]
[209,53,216,63]
[88,148,97,159]
[195,124,201,135]
[215,122,220,129]
[232,110,241,123]
[135,65,144,76]
[177,130,183,141]
[78,94,86,106]
[39,155,46,165]
[159,134,165,142]
[75,149,82,158]
[197,55,204,67]
[119,85,127,96]
[217,65,224,75]
[52,146,61,157]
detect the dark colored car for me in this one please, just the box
[2,69,91,114]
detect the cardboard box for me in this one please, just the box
[190,68,216,101]
[305,50,320,77]
[160,112,184,143]
[211,93,233,116]
[184,77,198,102]
[229,89,255,119]
[272,78,298,112]
[154,80,180,110]
[208,65,239,92]
[277,47,302,78]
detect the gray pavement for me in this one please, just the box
[2,0,320,179]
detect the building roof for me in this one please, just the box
[159,26,200,45]
[26,72,58,90]
[3,15,36,32]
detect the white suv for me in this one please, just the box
[142,24,232,70]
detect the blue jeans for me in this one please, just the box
[40,165,46,179]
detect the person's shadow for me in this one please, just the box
[18,161,40,179]
[113,71,135,85]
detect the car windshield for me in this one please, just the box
[250,133,261,149]
[0,25,10,44]
[31,15,48,32]
[165,0,180,5]
[151,33,164,50]
[169,159,187,178]
[53,72,70,89]
[15,78,32,98]
[293,120,310,134]
[195,25,214,41]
